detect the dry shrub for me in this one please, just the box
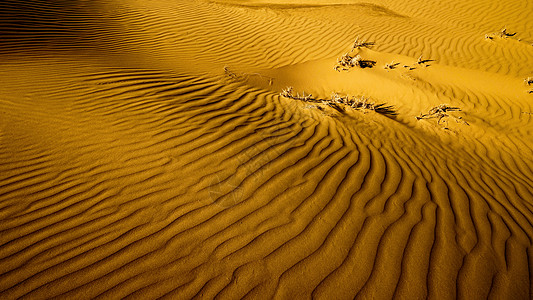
[351,36,375,50]
[334,37,377,71]
[280,88,396,117]
[416,104,469,128]
[335,54,376,71]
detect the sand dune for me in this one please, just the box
[1,0,533,298]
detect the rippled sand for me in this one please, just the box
[1,0,533,298]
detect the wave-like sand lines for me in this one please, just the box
[1,0,533,298]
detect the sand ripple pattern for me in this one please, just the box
[0,65,532,298]
[1,0,533,299]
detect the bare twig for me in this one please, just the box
[417,55,434,66]
[499,27,516,37]
[485,26,517,40]
[384,61,400,70]
[224,66,239,80]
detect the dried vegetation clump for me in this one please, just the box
[280,86,314,101]
[330,93,396,115]
[335,54,376,71]
[351,36,375,50]
[416,104,469,128]
[280,87,396,117]
[334,37,376,71]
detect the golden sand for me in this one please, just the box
[1,0,532,298]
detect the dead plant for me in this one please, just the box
[416,55,434,66]
[485,27,517,40]
[224,66,239,80]
[498,27,516,37]
[384,61,400,70]
[280,86,314,101]
[282,89,396,117]
[335,54,376,71]
[351,36,375,50]
[330,93,397,116]
[416,104,469,128]
[348,96,396,115]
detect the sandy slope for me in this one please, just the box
[1,0,533,298]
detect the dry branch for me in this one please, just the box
[224,66,239,80]
[485,27,517,40]
[416,55,434,66]
[499,27,516,37]
[384,61,400,70]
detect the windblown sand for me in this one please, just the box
[1,0,533,298]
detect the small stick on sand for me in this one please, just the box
[384,61,400,70]
[416,55,434,66]
[224,66,239,80]
[485,27,517,40]
[499,27,516,37]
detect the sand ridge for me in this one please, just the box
[1,0,533,299]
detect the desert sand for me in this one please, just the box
[1,0,533,298]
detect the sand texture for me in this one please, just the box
[1,0,533,298]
